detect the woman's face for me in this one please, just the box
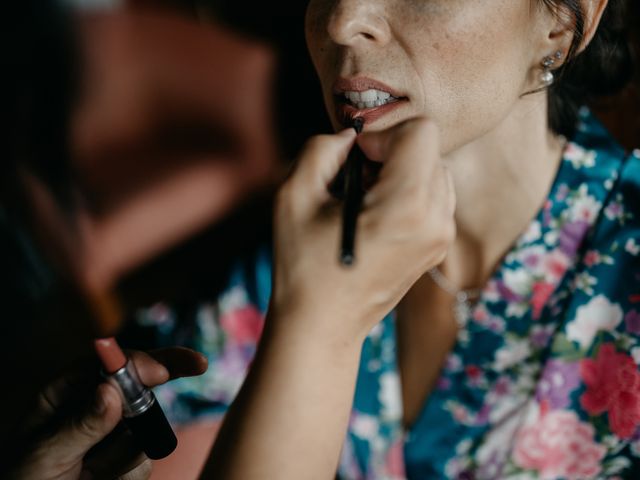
[305,0,549,154]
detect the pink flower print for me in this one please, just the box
[492,376,510,397]
[531,282,554,320]
[384,438,407,479]
[522,249,543,269]
[625,310,640,335]
[512,410,606,479]
[220,305,265,345]
[465,365,481,378]
[465,365,483,387]
[580,343,640,438]
[583,250,600,267]
[543,250,570,283]
[473,306,489,323]
[604,200,624,222]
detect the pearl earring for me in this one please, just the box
[541,50,563,88]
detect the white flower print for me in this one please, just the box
[625,238,640,256]
[515,245,547,275]
[219,285,249,312]
[476,399,537,479]
[573,271,598,295]
[521,221,542,245]
[503,268,532,297]
[566,295,623,349]
[544,230,559,246]
[351,413,379,440]
[631,347,640,365]
[197,304,223,342]
[569,186,602,224]
[604,194,629,224]
[137,302,174,327]
[379,372,402,421]
[493,338,532,371]
[564,143,596,170]
[506,302,529,318]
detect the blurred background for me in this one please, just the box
[2,0,639,475]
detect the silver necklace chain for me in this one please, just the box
[427,267,482,327]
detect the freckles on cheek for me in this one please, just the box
[420,17,528,150]
[457,13,529,90]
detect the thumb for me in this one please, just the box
[362,118,439,205]
[48,383,123,464]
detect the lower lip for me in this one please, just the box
[336,98,408,127]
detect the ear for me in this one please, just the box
[577,0,609,53]
[540,0,609,61]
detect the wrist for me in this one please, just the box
[263,302,369,358]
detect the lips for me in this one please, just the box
[333,77,405,98]
[333,77,408,128]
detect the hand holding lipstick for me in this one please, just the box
[271,117,456,342]
[9,347,207,480]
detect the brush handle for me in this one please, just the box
[340,145,365,266]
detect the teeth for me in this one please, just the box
[360,90,378,103]
[343,88,397,109]
[347,91,361,103]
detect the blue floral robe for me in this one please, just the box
[135,109,640,479]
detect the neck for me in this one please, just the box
[439,93,565,289]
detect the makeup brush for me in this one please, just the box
[340,117,365,266]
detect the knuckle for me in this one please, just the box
[361,211,385,236]
[73,415,100,440]
[301,134,331,157]
[276,182,298,213]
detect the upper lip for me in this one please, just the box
[332,77,405,98]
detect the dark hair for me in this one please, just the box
[541,0,636,137]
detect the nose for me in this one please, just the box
[327,0,391,48]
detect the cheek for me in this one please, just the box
[407,4,535,152]
[305,1,333,72]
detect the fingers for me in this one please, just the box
[147,347,209,380]
[130,348,208,387]
[118,459,153,480]
[288,128,357,213]
[355,117,455,271]
[363,118,440,208]
[37,383,123,468]
[82,426,149,480]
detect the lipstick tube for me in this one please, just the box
[94,338,177,459]
[340,117,366,266]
